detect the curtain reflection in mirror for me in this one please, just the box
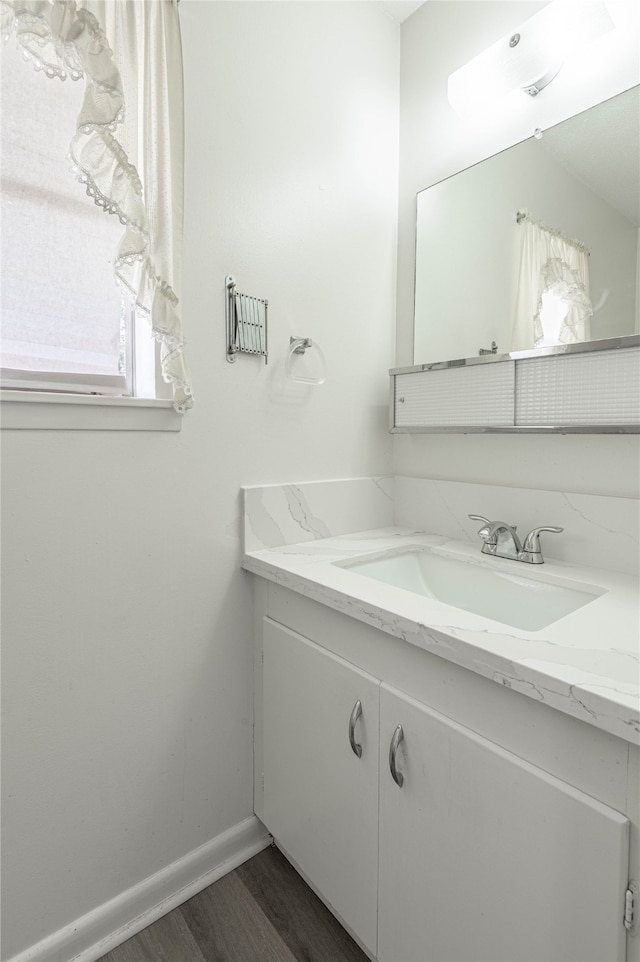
[512,210,592,351]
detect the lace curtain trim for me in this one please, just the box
[1,0,192,412]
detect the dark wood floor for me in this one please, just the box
[98,845,369,962]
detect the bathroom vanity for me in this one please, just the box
[243,481,639,962]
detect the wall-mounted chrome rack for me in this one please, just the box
[226,275,268,364]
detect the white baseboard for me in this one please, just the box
[9,815,272,962]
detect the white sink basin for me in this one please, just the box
[338,546,604,631]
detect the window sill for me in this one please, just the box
[0,391,182,431]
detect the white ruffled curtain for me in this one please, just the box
[0,0,192,411]
[512,211,592,353]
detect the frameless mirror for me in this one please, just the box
[413,86,640,365]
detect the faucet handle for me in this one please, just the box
[468,514,517,528]
[522,525,563,561]
[468,514,517,539]
[468,514,491,525]
[468,514,493,540]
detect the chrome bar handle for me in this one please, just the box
[348,700,363,758]
[389,724,404,787]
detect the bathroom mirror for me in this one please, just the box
[413,86,640,366]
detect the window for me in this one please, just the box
[537,288,569,347]
[1,26,156,399]
[0,0,191,416]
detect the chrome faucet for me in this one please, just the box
[468,515,563,565]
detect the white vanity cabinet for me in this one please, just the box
[378,683,629,962]
[262,619,380,956]
[254,585,636,962]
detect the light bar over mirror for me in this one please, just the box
[447,1,616,119]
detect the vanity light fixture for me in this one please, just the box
[447,1,616,118]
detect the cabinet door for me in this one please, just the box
[378,683,629,962]
[262,618,380,955]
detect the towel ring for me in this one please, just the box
[285,336,326,385]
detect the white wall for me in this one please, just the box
[0,4,398,957]
[396,0,640,497]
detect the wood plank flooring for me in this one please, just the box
[98,845,369,962]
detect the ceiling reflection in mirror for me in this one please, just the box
[413,86,640,366]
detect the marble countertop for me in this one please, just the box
[243,527,640,746]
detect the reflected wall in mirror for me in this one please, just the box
[414,86,640,365]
